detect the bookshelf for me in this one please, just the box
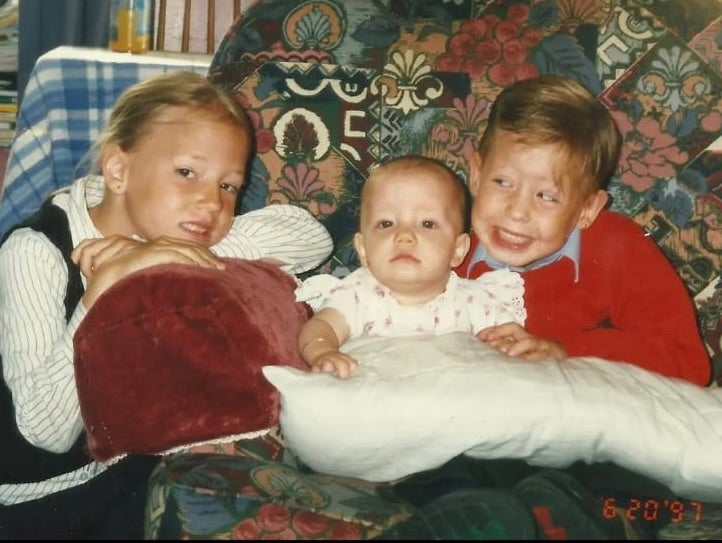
[0,0,17,150]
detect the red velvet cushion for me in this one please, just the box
[73,259,309,463]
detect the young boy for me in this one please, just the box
[458,75,711,386]
[386,75,712,540]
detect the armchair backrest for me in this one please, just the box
[207,0,722,374]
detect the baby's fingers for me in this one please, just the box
[311,355,357,379]
[333,357,358,379]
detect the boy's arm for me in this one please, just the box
[564,230,711,386]
[212,204,333,274]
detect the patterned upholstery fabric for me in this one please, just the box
[146,0,722,538]
[209,0,722,370]
[144,431,413,539]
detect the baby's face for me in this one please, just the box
[469,130,595,267]
[354,169,469,305]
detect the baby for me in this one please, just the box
[296,155,526,378]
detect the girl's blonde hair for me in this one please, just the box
[477,75,622,196]
[90,71,253,170]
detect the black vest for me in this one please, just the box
[0,203,91,483]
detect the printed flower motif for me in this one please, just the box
[274,162,336,217]
[435,4,539,84]
[431,124,453,145]
[698,196,722,254]
[284,2,344,51]
[263,527,296,539]
[277,163,324,201]
[370,50,443,114]
[328,522,363,539]
[292,510,330,537]
[612,110,689,192]
[701,109,722,133]
[644,177,694,228]
[234,94,275,154]
[250,465,330,509]
[231,503,297,539]
[441,94,490,162]
[637,45,709,112]
[231,505,367,539]
[273,108,330,161]
[557,0,600,32]
[257,502,292,532]
[233,517,262,539]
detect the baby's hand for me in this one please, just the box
[309,351,358,379]
[476,322,567,361]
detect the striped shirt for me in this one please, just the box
[0,175,332,504]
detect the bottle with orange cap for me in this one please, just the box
[109,0,153,54]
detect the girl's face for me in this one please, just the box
[469,130,607,267]
[103,106,249,247]
[354,169,469,306]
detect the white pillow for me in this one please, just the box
[262,332,722,503]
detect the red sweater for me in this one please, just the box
[456,210,711,386]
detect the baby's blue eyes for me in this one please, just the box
[376,220,436,229]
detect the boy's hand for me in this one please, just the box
[71,235,226,309]
[477,322,567,361]
[308,351,358,379]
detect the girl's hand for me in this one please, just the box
[71,235,226,309]
[477,322,567,361]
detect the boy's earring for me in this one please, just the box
[112,176,123,191]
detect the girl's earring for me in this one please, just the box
[580,222,588,230]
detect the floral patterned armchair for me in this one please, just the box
[144,0,722,538]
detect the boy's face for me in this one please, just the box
[354,168,470,305]
[103,106,249,247]
[469,129,607,267]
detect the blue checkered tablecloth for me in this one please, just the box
[0,46,212,238]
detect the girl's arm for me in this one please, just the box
[212,204,333,274]
[0,230,85,452]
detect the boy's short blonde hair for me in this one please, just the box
[478,75,622,196]
[362,155,470,232]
